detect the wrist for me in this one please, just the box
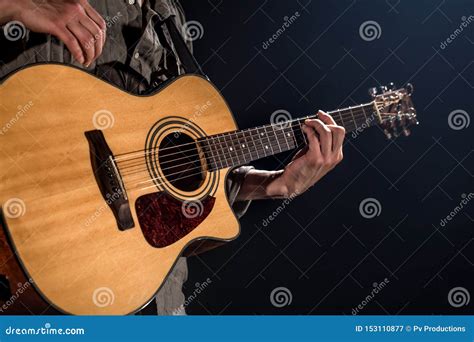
[263,170,289,198]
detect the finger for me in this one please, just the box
[328,125,345,152]
[83,2,106,31]
[79,15,104,62]
[305,119,332,156]
[302,123,321,153]
[55,27,85,65]
[318,111,337,126]
[83,2,107,46]
[67,21,95,66]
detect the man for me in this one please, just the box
[0,0,344,315]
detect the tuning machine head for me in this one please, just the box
[371,83,419,139]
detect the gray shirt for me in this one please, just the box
[0,0,253,315]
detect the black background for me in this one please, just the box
[180,0,473,315]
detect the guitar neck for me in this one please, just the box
[199,102,378,170]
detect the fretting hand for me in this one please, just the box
[237,111,345,200]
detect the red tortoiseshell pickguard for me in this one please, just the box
[135,192,215,248]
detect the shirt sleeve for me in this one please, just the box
[226,166,255,219]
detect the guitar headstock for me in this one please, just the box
[370,83,419,139]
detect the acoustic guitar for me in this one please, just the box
[0,64,418,315]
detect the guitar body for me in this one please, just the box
[0,65,240,315]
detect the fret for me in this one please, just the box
[258,127,270,156]
[271,124,282,153]
[281,125,292,150]
[297,119,308,145]
[348,106,358,130]
[361,104,368,123]
[234,131,245,164]
[244,129,256,161]
[199,101,381,171]
[226,132,239,166]
[239,131,250,163]
[264,125,275,155]
[209,136,222,170]
[219,134,231,168]
[336,109,345,128]
[255,128,264,156]
[203,138,217,170]
[248,128,260,160]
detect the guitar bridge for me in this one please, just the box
[85,130,134,230]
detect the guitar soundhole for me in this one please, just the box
[158,133,204,192]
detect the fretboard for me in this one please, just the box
[199,102,378,170]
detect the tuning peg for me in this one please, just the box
[368,87,377,98]
[403,128,411,136]
[380,85,388,93]
[405,83,414,95]
[388,82,396,90]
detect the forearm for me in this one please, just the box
[235,169,289,201]
[0,0,19,24]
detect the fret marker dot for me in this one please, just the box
[287,133,291,137]
[229,147,233,151]
[242,144,245,148]
[265,145,269,149]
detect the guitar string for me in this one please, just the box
[123,122,354,190]
[121,129,306,183]
[115,107,384,174]
[118,109,374,178]
[113,103,383,164]
[119,110,383,183]
[126,111,395,191]
[114,106,378,165]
